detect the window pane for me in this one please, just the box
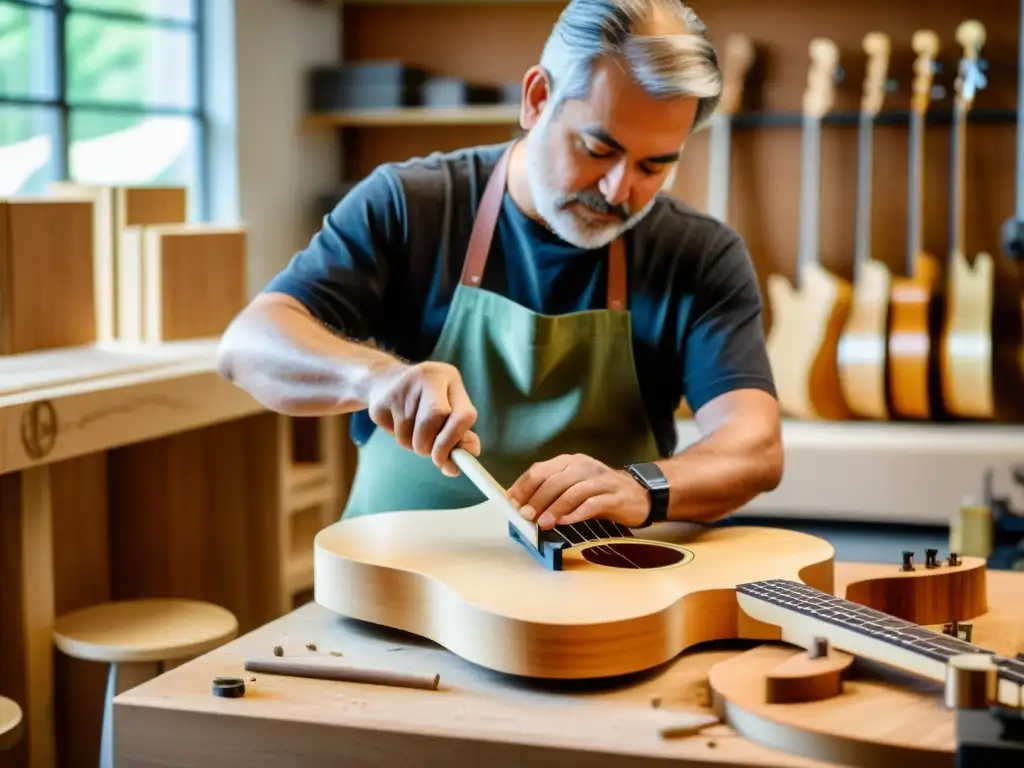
[69,110,199,193]
[0,2,58,100]
[66,0,194,22]
[66,14,196,108]
[0,105,61,196]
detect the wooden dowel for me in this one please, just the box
[243,655,440,691]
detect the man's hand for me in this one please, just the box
[505,454,650,530]
[366,361,481,476]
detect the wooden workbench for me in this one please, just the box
[111,563,1024,767]
[0,340,351,768]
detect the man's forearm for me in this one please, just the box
[216,292,403,417]
[654,419,783,523]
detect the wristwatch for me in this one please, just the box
[624,462,670,528]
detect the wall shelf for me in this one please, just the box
[303,105,521,128]
[303,106,1017,130]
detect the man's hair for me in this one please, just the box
[538,0,722,131]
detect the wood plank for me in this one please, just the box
[108,414,290,633]
[0,340,218,397]
[0,199,96,356]
[0,359,263,475]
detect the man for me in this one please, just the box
[216,0,782,532]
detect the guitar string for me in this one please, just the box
[547,522,643,569]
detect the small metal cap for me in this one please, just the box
[944,654,996,710]
[212,676,246,699]
[808,636,830,659]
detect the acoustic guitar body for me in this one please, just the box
[313,502,836,680]
[837,259,892,419]
[886,263,940,420]
[940,250,994,419]
[766,263,854,421]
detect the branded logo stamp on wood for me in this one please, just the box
[20,400,58,460]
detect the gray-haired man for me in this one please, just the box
[217,0,782,531]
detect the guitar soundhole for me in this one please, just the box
[581,542,689,570]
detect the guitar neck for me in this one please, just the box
[706,112,732,223]
[735,579,1024,707]
[796,113,823,285]
[853,111,875,279]
[949,103,967,257]
[906,110,925,276]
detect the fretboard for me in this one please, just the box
[736,579,1024,689]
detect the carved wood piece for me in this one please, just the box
[764,644,854,704]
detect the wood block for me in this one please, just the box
[0,198,96,356]
[119,224,248,343]
[48,183,188,342]
[764,645,854,704]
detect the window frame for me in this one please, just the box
[0,0,209,219]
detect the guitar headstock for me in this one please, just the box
[861,31,891,116]
[718,33,755,116]
[803,37,840,117]
[911,29,940,115]
[954,20,988,112]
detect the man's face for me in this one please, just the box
[521,57,699,249]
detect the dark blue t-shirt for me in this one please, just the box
[263,141,776,458]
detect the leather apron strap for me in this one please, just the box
[459,144,627,311]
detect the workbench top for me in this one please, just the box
[112,563,1024,767]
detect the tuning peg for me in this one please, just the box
[931,84,947,100]
[925,549,939,568]
[884,78,899,92]
[902,550,915,571]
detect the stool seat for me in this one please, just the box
[0,696,23,751]
[53,598,238,664]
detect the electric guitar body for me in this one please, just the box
[887,30,944,421]
[837,33,894,419]
[766,38,854,420]
[314,501,837,680]
[767,264,852,420]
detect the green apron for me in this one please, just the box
[341,143,662,519]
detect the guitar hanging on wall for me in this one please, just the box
[675,33,754,420]
[886,30,944,421]
[705,33,754,224]
[836,31,895,420]
[765,38,853,420]
[939,20,1024,422]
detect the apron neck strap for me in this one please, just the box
[459,143,627,311]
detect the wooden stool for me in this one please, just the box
[53,598,238,768]
[0,696,23,752]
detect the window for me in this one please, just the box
[0,0,207,218]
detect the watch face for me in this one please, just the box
[632,463,668,489]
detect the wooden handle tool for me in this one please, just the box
[451,447,539,548]
[244,655,440,691]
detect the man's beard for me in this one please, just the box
[522,115,664,250]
